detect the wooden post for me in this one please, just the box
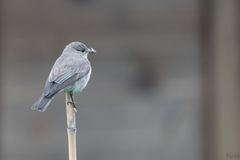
[208,0,240,160]
[65,92,77,160]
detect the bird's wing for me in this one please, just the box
[43,55,90,98]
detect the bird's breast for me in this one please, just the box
[71,69,91,93]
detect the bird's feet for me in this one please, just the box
[67,101,78,112]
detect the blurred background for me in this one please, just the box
[0,0,239,160]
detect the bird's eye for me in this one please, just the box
[74,46,86,52]
[81,48,86,52]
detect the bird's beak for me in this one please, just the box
[88,48,96,55]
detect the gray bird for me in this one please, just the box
[31,41,96,112]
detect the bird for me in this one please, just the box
[31,41,96,112]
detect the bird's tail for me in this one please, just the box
[31,94,54,112]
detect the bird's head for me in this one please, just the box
[65,41,96,56]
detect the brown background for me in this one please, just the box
[0,0,239,160]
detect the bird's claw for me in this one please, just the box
[73,107,77,112]
[67,102,78,112]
